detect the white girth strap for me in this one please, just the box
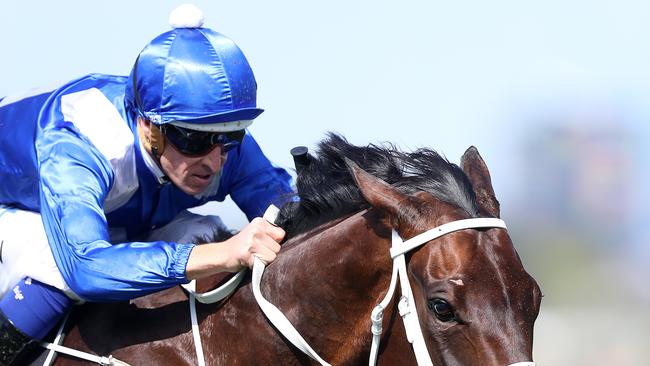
[39,342,131,365]
[38,311,131,365]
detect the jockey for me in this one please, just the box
[0,5,291,365]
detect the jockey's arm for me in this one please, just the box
[37,127,195,302]
[37,127,290,302]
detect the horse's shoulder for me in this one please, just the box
[129,285,187,308]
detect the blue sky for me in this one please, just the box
[2,0,649,228]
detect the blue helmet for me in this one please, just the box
[125,5,263,131]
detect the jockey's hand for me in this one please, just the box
[224,217,285,270]
[185,217,285,279]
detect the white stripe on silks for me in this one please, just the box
[60,88,139,213]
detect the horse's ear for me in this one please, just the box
[460,146,500,218]
[344,158,406,219]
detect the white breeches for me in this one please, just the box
[0,205,229,300]
[0,206,71,299]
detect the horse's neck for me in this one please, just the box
[204,209,401,364]
[58,211,413,366]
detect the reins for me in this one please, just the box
[184,208,536,366]
[183,205,331,366]
[40,207,536,366]
[181,269,247,366]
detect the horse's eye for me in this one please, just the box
[427,298,455,322]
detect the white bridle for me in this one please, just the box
[247,209,536,366]
[368,218,536,366]
[37,209,535,366]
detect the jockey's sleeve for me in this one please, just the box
[219,131,294,221]
[36,127,194,302]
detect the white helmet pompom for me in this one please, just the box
[169,4,205,29]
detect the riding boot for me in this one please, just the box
[0,310,36,366]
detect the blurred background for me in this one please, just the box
[1,1,648,364]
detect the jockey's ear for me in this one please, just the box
[460,146,500,218]
[137,117,166,157]
[344,158,408,225]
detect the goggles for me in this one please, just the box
[159,124,245,157]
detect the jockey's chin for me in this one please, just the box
[160,143,226,196]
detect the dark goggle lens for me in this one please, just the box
[161,125,245,156]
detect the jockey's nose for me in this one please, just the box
[200,145,225,172]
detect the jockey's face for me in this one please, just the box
[138,118,227,195]
[160,138,227,195]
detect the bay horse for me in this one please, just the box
[51,134,542,365]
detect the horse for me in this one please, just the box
[50,133,542,365]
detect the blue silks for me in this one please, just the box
[0,74,293,302]
[0,278,72,339]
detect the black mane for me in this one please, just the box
[276,133,479,237]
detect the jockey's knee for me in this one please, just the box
[0,278,73,340]
[0,278,73,365]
